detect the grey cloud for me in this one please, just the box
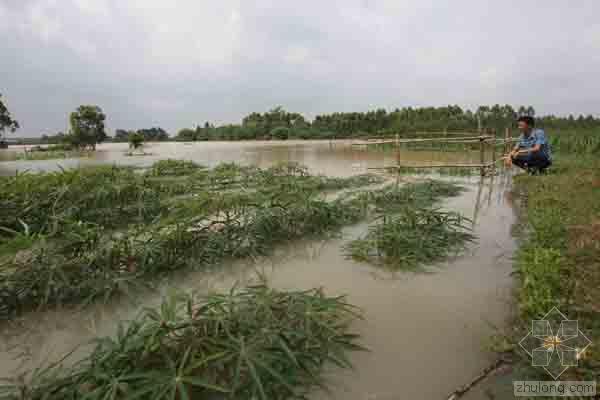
[1,0,599,136]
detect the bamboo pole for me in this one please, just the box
[409,130,479,136]
[368,161,499,170]
[446,359,506,400]
[491,129,497,172]
[493,138,518,146]
[395,133,400,166]
[443,127,447,152]
[479,131,485,176]
[413,131,480,136]
[352,135,493,146]
[394,135,493,143]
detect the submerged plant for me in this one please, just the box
[0,163,374,316]
[147,159,205,176]
[345,207,475,270]
[0,285,364,400]
[0,166,163,239]
[353,179,465,214]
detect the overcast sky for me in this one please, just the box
[1,0,599,136]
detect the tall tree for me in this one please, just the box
[0,94,19,139]
[68,105,107,150]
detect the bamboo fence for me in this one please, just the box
[355,129,519,176]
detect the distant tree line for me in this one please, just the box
[114,127,169,142]
[175,105,600,141]
[2,97,600,148]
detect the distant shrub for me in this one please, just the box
[128,132,144,149]
[270,126,290,140]
[148,159,203,176]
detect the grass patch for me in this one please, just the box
[548,130,600,155]
[504,154,600,381]
[0,284,364,400]
[13,148,92,161]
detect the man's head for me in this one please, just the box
[517,116,535,134]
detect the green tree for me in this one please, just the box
[128,131,144,149]
[0,94,19,139]
[68,105,107,150]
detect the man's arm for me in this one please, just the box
[506,140,521,166]
[513,144,540,155]
[510,141,521,157]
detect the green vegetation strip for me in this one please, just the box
[0,285,363,400]
[148,159,206,177]
[0,161,382,317]
[15,149,92,161]
[507,156,600,381]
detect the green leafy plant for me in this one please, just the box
[345,207,475,270]
[0,285,364,400]
[0,162,379,317]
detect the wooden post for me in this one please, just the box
[504,127,510,155]
[491,129,496,172]
[480,130,486,176]
[443,127,447,152]
[472,175,484,224]
[395,133,400,167]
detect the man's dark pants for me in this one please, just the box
[511,152,551,172]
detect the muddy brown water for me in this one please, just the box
[0,141,516,399]
[0,140,488,176]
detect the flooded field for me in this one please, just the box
[0,141,516,399]
[0,140,486,176]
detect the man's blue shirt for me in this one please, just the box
[518,128,551,160]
